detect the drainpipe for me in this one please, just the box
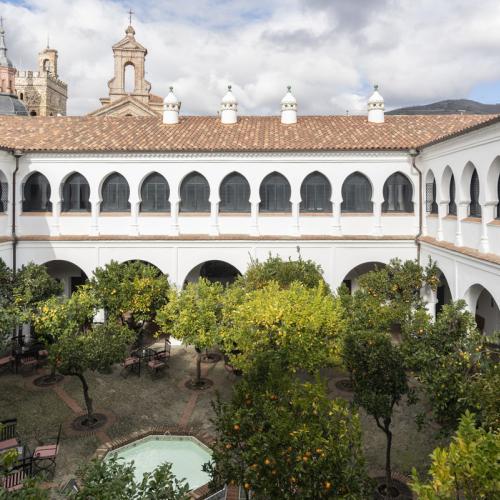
[409,148,422,265]
[11,149,23,276]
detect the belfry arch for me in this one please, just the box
[184,260,242,287]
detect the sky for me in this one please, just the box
[1,0,500,116]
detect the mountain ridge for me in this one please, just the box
[387,99,500,115]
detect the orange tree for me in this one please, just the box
[411,412,500,499]
[90,260,170,341]
[205,354,370,499]
[157,278,224,388]
[237,254,328,291]
[34,289,134,425]
[221,281,344,375]
[342,330,413,495]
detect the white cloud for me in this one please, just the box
[1,0,500,115]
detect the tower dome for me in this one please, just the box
[281,85,297,124]
[220,85,238,124]
[0,18,13,68]
[163,86,181,124]
[368,84,385,123]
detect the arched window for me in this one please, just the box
[341,172,372,212]
[101,173,130,212]
[62,173,90,212]
[141,173,170,212]
[497,175,500,219]
[124,63,135,93]
[23,172,52,212]
[219,173,250,212]
[300,172,332,213]
[425,178,438,214]
[259,172,291,212]
[382,172,413,212]
[30,111,37,116]
[180,173,210,212]
[469,169,481,218]
[449,175,457,216]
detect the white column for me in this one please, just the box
[331,201,341,236]
[50,198,61,236]
[437,202,447,241]
[90,199,100,236]
[479,203,495,253]
[129,201,140,236]
[291,201,300,236]
[455,201,468,247]
[372,201,382,236]
[422,286,437,321]
[250,201,259,236]
[209,199,220,236]
[170,199,180,236]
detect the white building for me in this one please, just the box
[0,86,499,334]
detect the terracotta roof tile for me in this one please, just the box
[0,114,497,153]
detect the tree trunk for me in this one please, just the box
[75,373,94,423]
[196,350,202,384]
[384,418,393,495]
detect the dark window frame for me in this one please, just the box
[259,172,291,213]
[101,173,130,212]
[341,172,373,213]
[22,172,52,212]
[300,172,332,213]
[141,173,170,213]
[219,173,251,213]
[469,169,481,218]
[62,173,91,212]
[382,172,413,213]
[180,173,210,213]
[426,179,438,214]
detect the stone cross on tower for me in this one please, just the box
[128,8,134,25]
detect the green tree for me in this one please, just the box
[340,258,438,333]
[411,412,500,499]
[403,301,486,431]
[72,456,190,500]
[157,278,224,387]
[34,289,134,424]
[221,281,344,375]
[206,355,369,499]
[0,259,14,349]
[343,330,412,494]
[90,260,170,339]
[238,254,328,291]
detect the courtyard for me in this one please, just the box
[1,344,444,495]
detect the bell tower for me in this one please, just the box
[38,46,58,78]
[104,23,151,105]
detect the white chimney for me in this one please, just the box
[281,85,297,125]
[367,84,385,123]
[163,86,180,125]
[220,85,238,124]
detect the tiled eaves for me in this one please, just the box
[419,236,500,266]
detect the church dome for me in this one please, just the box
[0,92,28,116]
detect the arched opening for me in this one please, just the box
[341,262,385,294]
[23,172,52,212]
[382,172,413,212]
[259,172,291,213]
[180,172,210,212]
[121,259,164,274]
[101,173,130,212]
[435,270,452,316]
[141,173,170,212]
[497,174,500,219]
[43,59,51,72]
[448,174,457,215]
[425,171,438,214]
[62,173,91,212]
[19,92,23,100]
[0,171,7,213]
[30,111,37,116]
[184,260,241,286]
[469,168,481,218]
[124,63,135,93]
[44,260,88,297]
[219,172,250,212]
[341,172,372,213]
[465,284,500,335]
[300,171,332,213]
